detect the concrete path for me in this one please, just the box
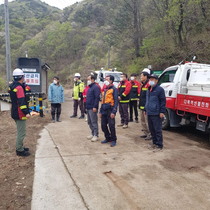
[31,94,210,210]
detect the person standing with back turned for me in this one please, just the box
[9,68,31,157]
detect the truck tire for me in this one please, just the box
[162,110,170,130]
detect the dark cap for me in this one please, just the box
[149,74,159,80]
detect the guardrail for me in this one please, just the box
[0,92,45,117]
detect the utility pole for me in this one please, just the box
[4,0,12,84]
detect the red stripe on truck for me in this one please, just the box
[166,97,176,110]
[176,94,210,117]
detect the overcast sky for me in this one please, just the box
[0,0,83,9]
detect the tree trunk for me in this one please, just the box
[133,0,141,58]
[177,2,184,45]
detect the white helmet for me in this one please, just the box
[142,68,151,75]
[13,68,24,76]
[74,73,81,77]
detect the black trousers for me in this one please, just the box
[119,103,129,125]
[73,99,84,116]
[51,103,61,120]
[129,100,138,120]
[84,102,87,114]
[101,112,117,142]
[148,115,163,148]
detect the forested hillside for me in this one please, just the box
[0,0,210,89]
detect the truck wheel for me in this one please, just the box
[162,110,170,130]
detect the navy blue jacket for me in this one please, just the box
[145,85,166,115]
[86,83,101,110]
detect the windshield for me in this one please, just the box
[158,69,177,85]
[105,73,121,82]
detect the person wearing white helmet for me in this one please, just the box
[142,68,151,75]
[9,68,31,157]
[70,73,85,119]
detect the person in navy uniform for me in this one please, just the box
[145,74,166,151]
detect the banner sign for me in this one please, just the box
[25,73,40,86]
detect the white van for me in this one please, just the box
[94,69,122,88]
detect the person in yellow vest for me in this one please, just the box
[70,73,85,119]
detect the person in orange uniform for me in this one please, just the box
[100,75,118,147]
[118,73,132,129]
[129,73,141,123]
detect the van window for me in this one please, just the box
[186,69,190,81]
[100,73,104,82]
[105,73,121,82]
[158,70,177,85]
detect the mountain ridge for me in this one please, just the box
[0,0,210,90]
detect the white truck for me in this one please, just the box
[158,62,210,138]
[94,68,122,88]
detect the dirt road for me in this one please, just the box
[32,92,210,210]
